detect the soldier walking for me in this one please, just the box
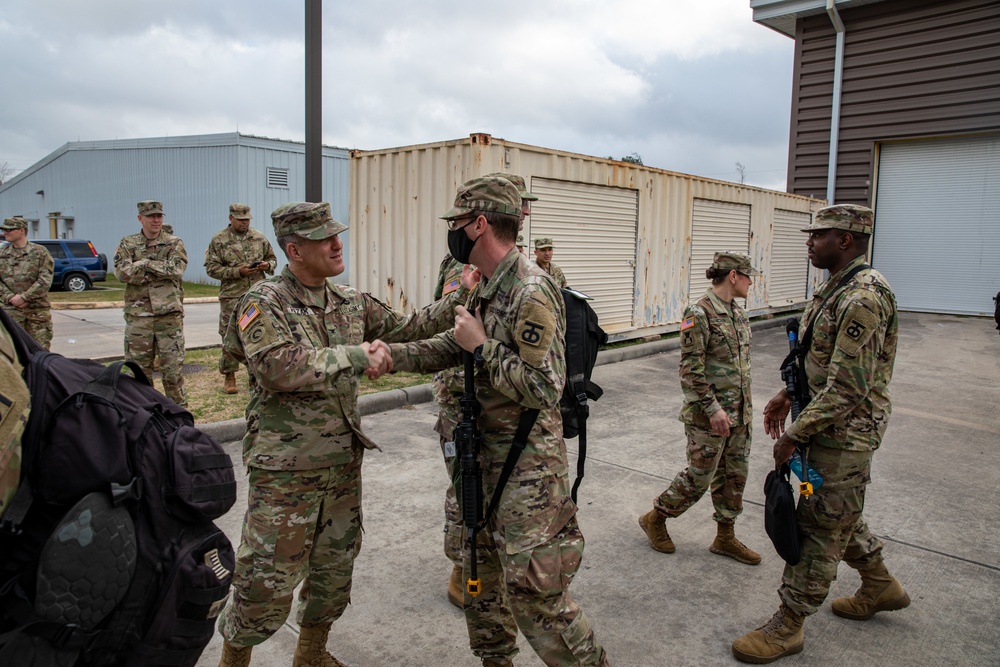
[732,204,909,664]
[0,217,54,350]
[113,201,188,405]
[639,251,761,565]
[533,237,568,288]
[204,203,277,394]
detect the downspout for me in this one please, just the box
[826,0,846,204]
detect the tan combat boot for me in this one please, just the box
[710,522,762,565]
[218,640,252,667]
[731,604,804,664]
[831,562,910,620]
[482,659,514,667]
[448,563,464,608]
[223,372,238,395]
[638,509,675,553]
[293,624,348,667]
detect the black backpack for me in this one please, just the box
[0,309,237,667]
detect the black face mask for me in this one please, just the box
[447,226,478,264]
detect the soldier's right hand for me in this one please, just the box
[709,408,731,437]
[361,340,393,379]
[238,264,255,277]
[763,390,792,439]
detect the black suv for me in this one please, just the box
[34,239,108,292]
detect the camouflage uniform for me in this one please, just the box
[203,208,277,375]
[778,251,898,616]
[0,317,28,514]
[656,284,753,523]
[114,212,188,405]
[218,202,465,649]
[534,238,568,289]
[432,252,467,565]
[392,246,608,666]
[0,218,54,351]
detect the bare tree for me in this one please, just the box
[735,161,747,184]
[0,161,15,186]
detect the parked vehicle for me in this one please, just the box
[34,239,108,292]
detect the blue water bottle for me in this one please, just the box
[789,451,823,494]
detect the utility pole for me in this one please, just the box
[305,0,322,202]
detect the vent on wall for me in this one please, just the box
[266,167,289,189]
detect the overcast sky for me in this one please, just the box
[0,0,794,190]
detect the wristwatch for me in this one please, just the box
[473,343,486,368]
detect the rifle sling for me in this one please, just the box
[480,408,540,528]
[800,262,871,356]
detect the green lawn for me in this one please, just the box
[51,275,219,303]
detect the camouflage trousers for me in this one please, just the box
[779,445,884,617]
[3,306,52,351]
[463,474,608,667]
[219,450,364,647]
[434,371,464,565]
[218,297,242,374]
[123,312,186,405]
[655,423,750,524]
[439,436,464,565]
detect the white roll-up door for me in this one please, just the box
[873,135,1000,315]
[689,199,750,302]
[527,179,638,333]
[769,209,810,306]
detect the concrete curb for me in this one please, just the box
[53,296,220,310]
[199,313,797,443]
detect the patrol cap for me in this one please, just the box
[516,234,526,247]
[439,176,521,221]
[484,172,538,201]
[1,216,28,231]
[711,251,760,277]
[802,204,874,235]
[229,203,252,220]
[137,200,164,216]
[534,237,554,250]
[271,202,347,240]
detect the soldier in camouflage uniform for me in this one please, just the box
[434,174,538,609]
[0,315,29,515]
[732,204,909,664]
[0,217,54,350]
[533,238,568,288]
[639,251,761,565]
[390,176,609,667]
[204,203,277,395]
[114,201,188,406]
[516,234,527,255]
[217,201,469,667]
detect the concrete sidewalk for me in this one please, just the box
[194,312,1000,667]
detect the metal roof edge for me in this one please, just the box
[750,0,888,37]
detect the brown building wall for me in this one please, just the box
[787,0,1000,203]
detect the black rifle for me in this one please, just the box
[779,317,815,495]
[454,351,483,597]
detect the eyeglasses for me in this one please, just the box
[446,216,476,232]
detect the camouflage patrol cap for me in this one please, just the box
[439,176,521,221]
[711,251,760,277]
[1,216,28,231]
[271,202,347,240]
[516,234,526,247]
[484,172,538,201]
[137,200,163,216]
[802,204,874,234]
[229,203,252,220]
[534,237,554,249]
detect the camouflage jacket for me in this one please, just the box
[537,259,568,289]
[784,255,898,452]
[0,319,28,514]
[431,253,465,439]
[0,243,54,311]
[225,266,465,471]
[392,248,570,486]
[678,288,752,427]
[114,231,188,316]
[203,226,278,299]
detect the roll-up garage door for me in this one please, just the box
[873,135,1000,315]
[769,209,810,306]
[689,199,750,302]
[528,179,638,333]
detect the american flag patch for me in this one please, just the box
[238,303,261,331]
[680,317,695,331]
[442,278,461,295]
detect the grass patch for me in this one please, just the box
[130,347,432,424]
[51,275,219,303]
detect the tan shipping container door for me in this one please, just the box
[527,178,638,333]
[689,199,750,303]
[769,209,810,306]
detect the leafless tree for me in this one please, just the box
[735,161,747,184]
[0,161,15,186]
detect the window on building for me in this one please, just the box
[266,167,290,189]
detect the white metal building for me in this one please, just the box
[351,133,826,341]
[0,133,351,284]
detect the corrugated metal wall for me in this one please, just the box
[351,135,822,341]
[0,134,351,284]
[788,0,1000,202]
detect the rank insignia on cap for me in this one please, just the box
[238,302,261,331]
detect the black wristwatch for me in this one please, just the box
[473,343,486,368]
